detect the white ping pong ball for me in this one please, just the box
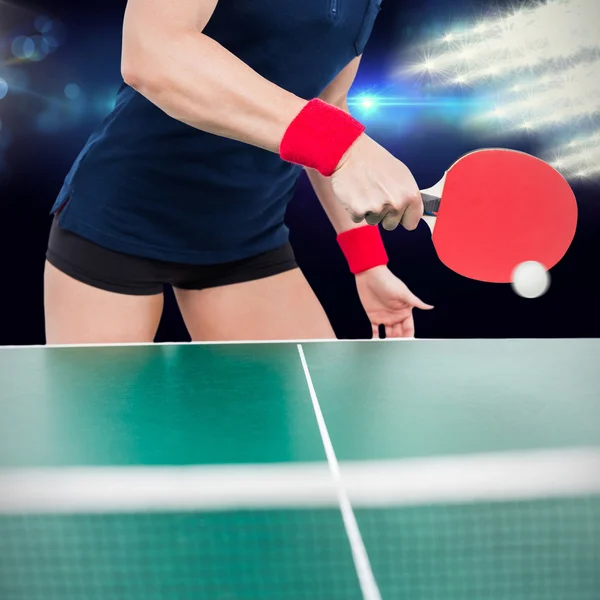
[511,261,550,298]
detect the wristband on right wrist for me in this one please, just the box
[279,98,365,177]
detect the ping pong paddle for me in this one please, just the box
[418,148,578,283]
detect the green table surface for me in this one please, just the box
[1,339,599,467]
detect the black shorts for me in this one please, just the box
[46,219,298,296]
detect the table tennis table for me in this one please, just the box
[0,339,599,599]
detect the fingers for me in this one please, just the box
[377,188,422,231]
[371,320,414,339]
[370,298,432,340]
[381,211,402,231]
[363,202,393,226]
[400,193,424,231]
[364,211,384,226]
[350,207,387,225]
[398,319,413,338]
[365,208,400,229]
[352,192,423,231]
[372,320,412,338]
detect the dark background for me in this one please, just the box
[1,0,598,345]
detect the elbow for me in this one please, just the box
[121,55,145,91]
[121,38,158,94]
[121,50,175,103]
[121,30,190,95]
[121,57,163,99]
[121,56,172,113]
[121,60,135,88]
[121,23,152,91]
[120,52,184,122]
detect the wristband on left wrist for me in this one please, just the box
[337,225,388,275]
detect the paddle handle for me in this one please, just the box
[420,192,440,233]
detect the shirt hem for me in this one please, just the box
[55,214,290,266]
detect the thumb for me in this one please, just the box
[406,293,434,310]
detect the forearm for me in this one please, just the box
[307,101,365,234]
[122,27,307,153]
[306,167,364,234]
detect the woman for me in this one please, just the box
[45,0,432,344]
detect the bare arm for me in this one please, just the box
[306,57,365,233]
[121,0,307,152]
[122,0,422,231]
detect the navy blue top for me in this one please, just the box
[51,0,382,264]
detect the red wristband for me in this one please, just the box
[337,225,388,275]
[279,99,365,176]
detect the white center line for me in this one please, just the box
[297,343,382,600]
